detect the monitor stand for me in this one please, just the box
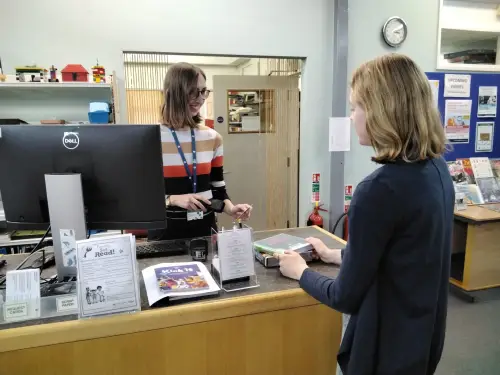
[45,174,87,282]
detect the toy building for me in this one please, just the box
[61,64,89,82]
[15,66,47,82]
[92,62,106,83]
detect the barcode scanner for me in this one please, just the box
[203,199,225,213]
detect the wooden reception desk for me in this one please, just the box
[452,205,500,295]
[0,227,344,375]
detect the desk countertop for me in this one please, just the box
[0,226,345,331]
[454,204,500,223]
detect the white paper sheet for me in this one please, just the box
[444,100,472,144]
[5,269,41,321]
[429,80,439,108]
[76,234,140,318]
[328,117,350,152]
[216,228,255,281]
[444,74,471,97]
[477,86,497,118]
[475,122,494,152]
[470,157,494,179]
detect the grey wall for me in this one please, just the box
[0,0,335,228]
[344,0,440,188]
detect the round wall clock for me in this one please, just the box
[382,16,407,48]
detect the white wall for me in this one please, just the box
[0,0,334,226]
[345,0,440,188]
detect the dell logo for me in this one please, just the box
[62,132,80,150]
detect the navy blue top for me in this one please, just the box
[300,157,454,375]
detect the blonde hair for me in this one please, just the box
[351,54,447,163]
[161,62,206,129]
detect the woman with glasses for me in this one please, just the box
[149,62,252,241]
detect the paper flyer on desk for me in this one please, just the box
[444,100,471,144]
[477,86,497,118]
[76,234,140,318]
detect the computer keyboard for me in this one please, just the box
[136,240,188,259]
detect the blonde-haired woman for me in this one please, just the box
[277,54,454,375]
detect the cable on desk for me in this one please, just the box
[29,225,51,255]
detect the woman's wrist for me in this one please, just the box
[168,195,179,207]
[223,199,234,215]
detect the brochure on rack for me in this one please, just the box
[76,234,141,318]
[142,261,220,306]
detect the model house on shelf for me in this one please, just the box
[61,64,89,82]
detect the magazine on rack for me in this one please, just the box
[142,262,220,306]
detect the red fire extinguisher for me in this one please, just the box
[307,202,327,228]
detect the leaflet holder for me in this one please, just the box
[210,225,259,293]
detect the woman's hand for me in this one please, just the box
[306,237,342,265]
[227,203,253,220]
[170,194,211,212]
[275,250,308,280]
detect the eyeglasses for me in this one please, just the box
[190,88,211,100]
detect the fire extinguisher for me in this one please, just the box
[307,202,327,228]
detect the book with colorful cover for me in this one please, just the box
[155,264,210,293]
[454,184,484,205]
[447,161,468,185]
[490,159,500,182]
[476,177,500,203]
[457,159,476,184]
[142,261,220,306]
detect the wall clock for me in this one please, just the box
[382,16,407,47]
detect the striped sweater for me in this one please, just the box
[160,124,229,206]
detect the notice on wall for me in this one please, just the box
[475,122,494,153]
[444,100,472,143]
[444,74,471,97]
[328,117,350,152]
[428,80,440,108]
[477,86,497,118]
[312,174,320,203]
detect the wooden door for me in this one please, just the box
[213,76,299,231]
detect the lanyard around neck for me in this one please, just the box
[169,128,197,193]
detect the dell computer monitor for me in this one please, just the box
[0,124,166,230]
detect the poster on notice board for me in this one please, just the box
[477,86,497,118]
[444,100,472,143]
[475,122,494,152]
[444,74,471,97]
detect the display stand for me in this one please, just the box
[45,173,87,281]
[210,225,259,293]
[0,285,78,324]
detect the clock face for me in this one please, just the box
[383,17,407,47]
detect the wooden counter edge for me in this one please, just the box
[454,205,500,222]
[0,285,322,353]
[0,226,344,353]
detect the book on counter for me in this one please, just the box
[142,261,220,306]
[254,233,313,255]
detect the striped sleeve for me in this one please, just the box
[210,132,230,201]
